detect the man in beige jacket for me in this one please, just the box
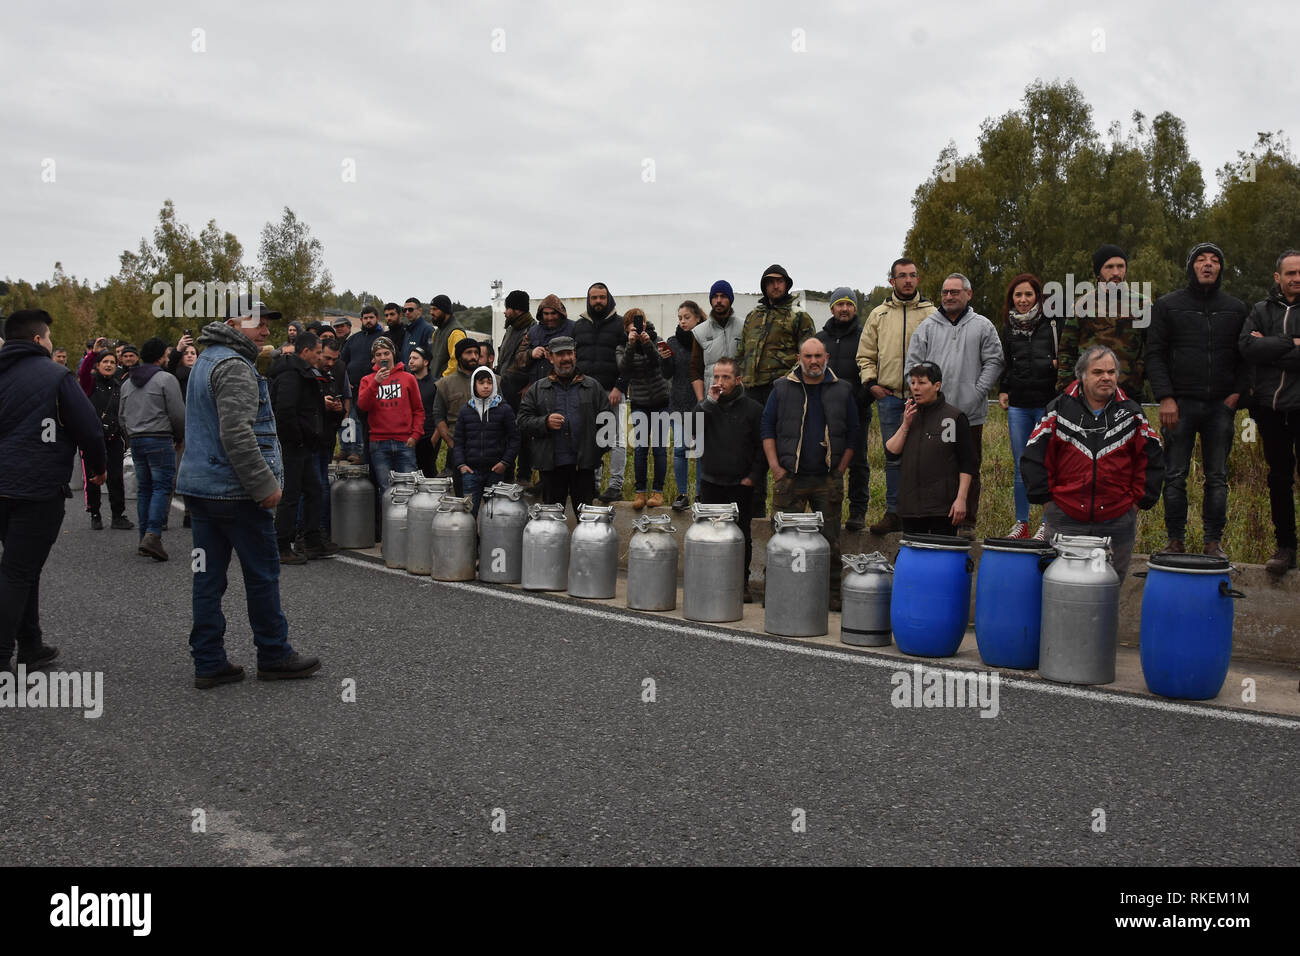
[855,257,935,534]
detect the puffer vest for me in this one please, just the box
[176,344,283,499]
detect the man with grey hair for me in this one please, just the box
[1020,344,1164,580]
[905,273,1004,537]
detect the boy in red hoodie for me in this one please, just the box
[357,336,423,497]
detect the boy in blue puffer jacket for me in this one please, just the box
[453,367,520,514]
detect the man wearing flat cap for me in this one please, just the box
[517,333,613,516]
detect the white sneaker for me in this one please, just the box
[1006,521,1029,539]
[1031,523,1048,541]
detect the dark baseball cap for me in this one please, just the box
[547,336,576,353]
[224,295,282,322]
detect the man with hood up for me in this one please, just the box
[760,336,859,611]
[175,299,321,689]
[1146,242,1248,558]
[120,335,185,560]
[453,366,520,514]
[736,264,815,515]
[574,282,629,502]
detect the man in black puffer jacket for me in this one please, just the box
[1147,242,1248,558]
[271,331,336,562]
[0,310,107,672]
[1239,249,1300,575]
[574,282,628,502]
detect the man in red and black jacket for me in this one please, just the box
[1021,343,1164,580]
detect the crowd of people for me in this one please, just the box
[2,241,1299,688]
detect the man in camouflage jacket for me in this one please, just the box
[1056,244,1148,398]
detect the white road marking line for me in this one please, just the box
[336,554,1300,730]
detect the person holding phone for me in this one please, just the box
[356,336,423,499]
[885,362,976,536]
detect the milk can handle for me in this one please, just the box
[1219,581,1246,599]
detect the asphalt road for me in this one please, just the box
[3,510,1297,866]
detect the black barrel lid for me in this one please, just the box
[898,533,971,551]
[981,536,1056,554]
[1147,552,1231,573]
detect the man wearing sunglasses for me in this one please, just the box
[398,296,434,368]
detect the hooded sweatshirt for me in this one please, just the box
[736,264,815,389]
[905,305,1005,426]
[120,362,185,442]
[1146,242,1249,402]
[357,359,424,443]
[452,367,520,471]
[526,294,578,383]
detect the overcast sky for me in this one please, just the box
[1,0,1290,306]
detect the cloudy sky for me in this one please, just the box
[1,0,1289,306]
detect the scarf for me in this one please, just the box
[1008,304,1041,336]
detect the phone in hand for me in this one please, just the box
[633,314,644,334]
[379,359,391,370]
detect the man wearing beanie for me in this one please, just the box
[356,334,423,497]
[431,336,482,493]
[119,336,185,560]
[690,279,743,401]
[497,290,535,480]
[406,344,441,477]
[1057,243,1148,397]
[735,263,815,514]
[115,343,140,382]
[817,287,871,530]
[575,282,629,502]
[1146,242,1247,558]
[428,294,467,378]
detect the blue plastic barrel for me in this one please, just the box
[975,538,1056,668]
[1139,553,1241,699]
[891,534,973,657]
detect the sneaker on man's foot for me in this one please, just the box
[279,546,307,566]
[257,653,321,681]
[1032,523,1048,541]
[90,513,104,531]
[1265,547,1296,577]
[138,533,169,561]
[869,511,901,535]
[1164,539,1186,554]
[1006,521,1029,539]
[305,540,341,560]
[597,486,623,504]
[845,512,866,532]
[111,515,134,531]
[16,645,59,669]
[1203,540,1228,560]
[671,494,690,512]
[194,663,245,690]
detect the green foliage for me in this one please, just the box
[455,306,493,333]
[257,207,332,324]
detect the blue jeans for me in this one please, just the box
[298,450,332,535]
[461,468,501,515]
[1162,397,1235,541]
[1007,405,1046,523]
[671,417,699,498]
[632,409,667,493]
[131,436,176,536]
[186,496,294,675]
[876,394,905,512]
[369,440,417,498]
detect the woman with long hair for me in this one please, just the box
[997,273,1059,539]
